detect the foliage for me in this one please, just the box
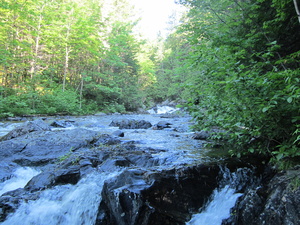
[0,86,81,117]
[175,0,300,163]
[0,0,155,116]
[147,32,193,103]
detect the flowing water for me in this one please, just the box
[0,106,246,225]
[186,167,258,225]
[1,170,123,225]
[0,167,40,196]
[186,186,242,225]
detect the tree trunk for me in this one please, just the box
[63,45,70,92]
[30,4,45,79]
[293,0,300,24]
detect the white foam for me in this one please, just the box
[186,185,242,225]
[0,167,40,196]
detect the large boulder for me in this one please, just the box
[0,119,51,141]
[97,165,221,225]
[109,119,152,129]
[0,128,101,181]
[224,167,300,225]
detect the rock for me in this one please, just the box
[0,128,101,181]
[50,120,74,128]
[24,171,56,191]
[6,117,24,121]
[112,130,125,137]
[93,134,121,146]
[97,164,221,225]
[95,112,107,116]
[152,121,172,130]
[224,167,300,225]
[25,166,81,192]
[0,119,51,141]
[0,188,39,222]
[192,130,210,140]
[109,119,152,129]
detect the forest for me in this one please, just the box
[1,0,300,165]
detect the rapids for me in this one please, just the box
[0,106,261,225]
[0,167,40,196]
[1,170,123,225]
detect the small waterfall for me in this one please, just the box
[147,106,179,114]
[186,167,258,225]
[186,185,242,225]
[1,170,122,225]
[0,167,40,196]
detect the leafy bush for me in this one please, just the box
[178,0,300,163]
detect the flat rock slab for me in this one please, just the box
[0,120,51,141]
[0,128,100,181]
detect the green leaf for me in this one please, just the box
[287,97,293,103]
[249,148,255,153]
[262,107,269,113]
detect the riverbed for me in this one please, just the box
[0,107,264,225]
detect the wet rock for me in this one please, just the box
[0,161,19,183]
[25,166,81,192]
[0,119,51,141]
[152,121,172,130]
[97,169,150,225]
[94,134,121,146]
[24,171,56,191]
[0,128,100,181]
[50,120,74,128]
[0,188,39,222]
[109,119,152,129]
[224,167,300,225]
[192,130,210,140]
[112,130,125,137]
[97,164,221,225]
[6,117,24,122]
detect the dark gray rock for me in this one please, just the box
[97,165,221,225]
[0,128,100,181]
[109,119,152,129]
[0,119,51,141]
[93,134,121,146]
[192,130,210,140]
[0,188,39,222]
[25,166,81,192]
[224,167,300,225]
[24,171,56,192]
[112,130,125,137]
[50,120,74,128]
[152,121,172,130]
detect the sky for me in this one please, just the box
[131,0,185,40]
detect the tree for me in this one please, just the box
[176,0,300,163]
[0,0,147,116]
[293,0,300,24]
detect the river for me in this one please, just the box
[0,106,252,225]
